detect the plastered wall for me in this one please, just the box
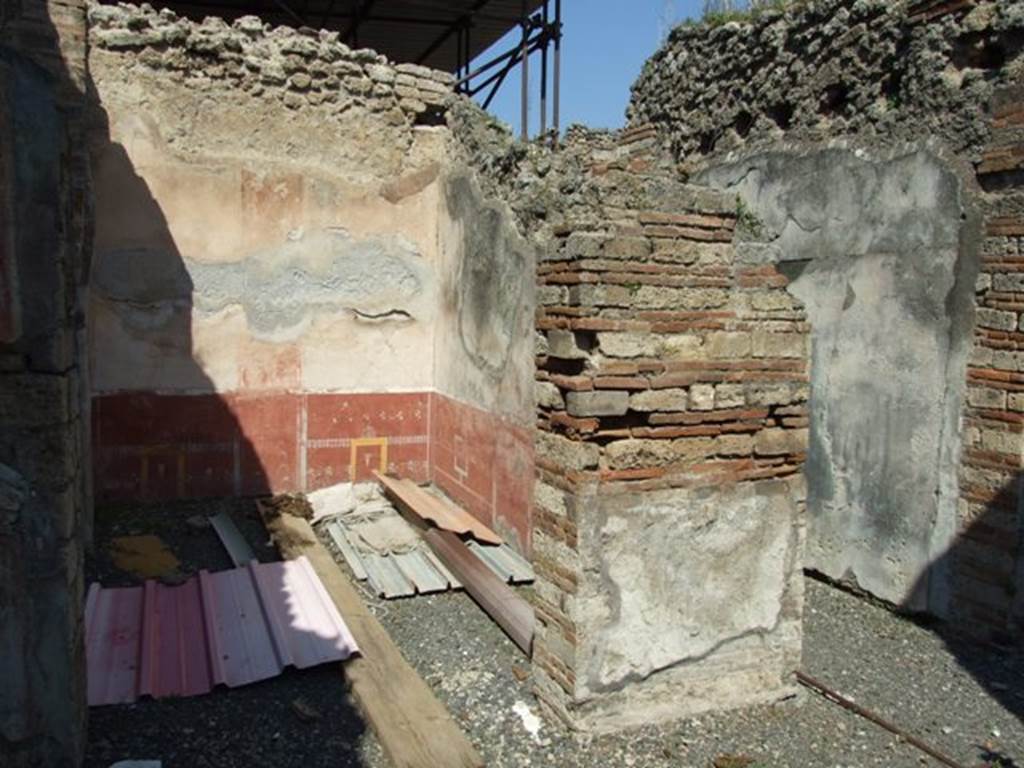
[631,0,1024,641]
[86,2,536,550]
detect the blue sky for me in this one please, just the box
[480,0,706,133]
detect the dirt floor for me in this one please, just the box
[84,498,1024,768]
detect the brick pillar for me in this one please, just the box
[0,1,91,765]
[956,85,1024,644]
[531,152,808,730]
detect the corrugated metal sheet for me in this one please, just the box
[466,541,534,584]
[324,520,369,581]
[210,511,256,566]
[362,553,416,598]
[394,550,449,594]
[323,514,532,599]
[84,557,358,707]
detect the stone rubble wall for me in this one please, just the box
[88,2,455,123]
[629,0,1024,166]
[0,1,92,765]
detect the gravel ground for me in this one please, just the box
[85,499,1023,768]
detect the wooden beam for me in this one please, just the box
[422,528,534,655]
[259,504,484,768]
[415,0,493,64]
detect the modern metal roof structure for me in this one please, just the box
[128,0,563,138]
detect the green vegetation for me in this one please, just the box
[735,195,765,238]
[675,0,803,29]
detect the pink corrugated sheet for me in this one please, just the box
[84,557,359,706]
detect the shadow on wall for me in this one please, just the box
[5,3,370,764]
[901,473,1024,734]
[84,132,371,767]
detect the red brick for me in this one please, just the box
[593,376,649,390]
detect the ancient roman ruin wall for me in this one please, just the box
[448,111,810,729]
[631,0,1024,643]
[1,0,92,765]
[85,2,536,550]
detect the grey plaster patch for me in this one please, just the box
[578,481,800,696]
[699,147,962,263]
[93,228,431,338]
[445,172,530,377]
[700,147,977,612]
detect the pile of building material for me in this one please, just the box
[310,477,534,600]
[372,472,535,655]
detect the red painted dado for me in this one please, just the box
[92,392,429,501]
[92,390,533,555]
[429,393,533,555]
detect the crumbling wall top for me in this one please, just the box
[629,0,1024,166]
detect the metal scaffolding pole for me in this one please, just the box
[520,0,529,140]
[540,0,548,135]
[553,0,561,143]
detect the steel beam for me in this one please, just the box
[415,0,493,65]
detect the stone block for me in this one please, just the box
[715,384,745,408]
[754,427,807,456]
[747,382,808,406]
[752,331,806,358]
[536,381,565,410]
[604,439,677,469]
[547,329,588,359]
[716,433,753,455]
[603,236,651,260]
[536,430,600,471]
[599,332,657,358]
[689,383,715,411]
[565,232,606,258]
[657,334,703,359]
[566,390,629,417]
[977,307,1018,332]
[705,331,752,359]
[630,388,688,412]
[604,437,714,469]
[967,385,1007,410]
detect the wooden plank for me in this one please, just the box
[210,511,256,567]
[258,503,484,768]
[373,471,503,545]
[394,550,449,594]
[421,528,534,656]
[324,521,368,581]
